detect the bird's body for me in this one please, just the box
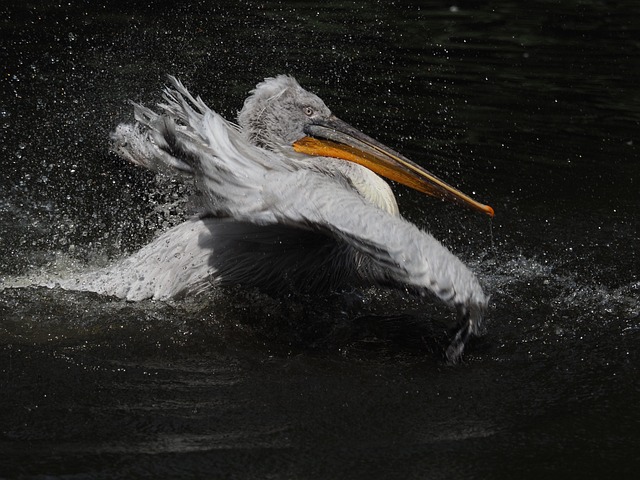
[59,75,493,362]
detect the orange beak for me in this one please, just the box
[292,115,494,217]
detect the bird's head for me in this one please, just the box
[238,75,331,149]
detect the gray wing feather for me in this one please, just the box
[56,217,217,301]
[56,216,357,300]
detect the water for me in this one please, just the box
[1,0,639,478]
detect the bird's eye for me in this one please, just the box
[303,106,314,117]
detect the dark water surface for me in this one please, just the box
[1,1,639,478]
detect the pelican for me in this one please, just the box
[63,75,494,362]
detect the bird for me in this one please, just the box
[61,75,494,362]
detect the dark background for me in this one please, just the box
[1,1,638,478]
